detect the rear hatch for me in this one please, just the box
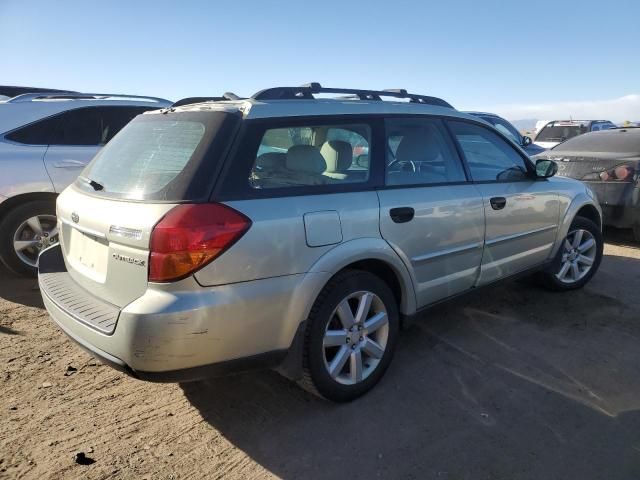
[54,107,242,307]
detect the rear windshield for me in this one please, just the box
[552,129,640,154]
[536,123,588,142]
[77,110,240,201]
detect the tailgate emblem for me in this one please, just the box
[112,253,146,267]
[71,212,79,223]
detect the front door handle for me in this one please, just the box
[490,197,507,210]
[390,207,415,223]
[52,159,88,168]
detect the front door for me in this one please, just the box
[377,118,485,307]
[447,120,559,284]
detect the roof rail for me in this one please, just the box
[251,83,453,108]
[171,92,243,107]
[0,85,78,98]
[7,92,170,104]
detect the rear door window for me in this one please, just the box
[6,106,157,146]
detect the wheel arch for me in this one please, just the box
[0,192,58,225]
[552,194,603,258]
[575,204,602,230]
[306,238,417,316]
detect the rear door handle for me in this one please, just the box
[390,207,415,223]
[490,197,507,210]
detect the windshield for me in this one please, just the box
[77,110,240,201]
[536,123,588,143]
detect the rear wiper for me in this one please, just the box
[80,176,104,191]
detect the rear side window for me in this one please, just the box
[77,111,240,201]
[249,124,371,188]
[385,118,466,186]
[448,121,529,182]
[6,106,155,146]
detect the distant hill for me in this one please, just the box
[509,118,538,133]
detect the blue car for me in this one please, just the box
[466,111,546,156]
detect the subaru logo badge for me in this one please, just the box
[71,212,79,223]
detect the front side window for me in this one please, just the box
[385,118,466,186]
[448,121,529,182]
[250,124,371,189]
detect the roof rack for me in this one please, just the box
[7,92,170,104]
[171,92,243,107]
[251,83,453,108]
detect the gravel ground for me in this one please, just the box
[1,229,640,480]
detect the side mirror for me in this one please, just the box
[522,136,532,147]
[536,159,558,178]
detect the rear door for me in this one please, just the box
[447,120,559,284]
[44,106,154,192]
[199,116,382,287]
[377,117,485,307]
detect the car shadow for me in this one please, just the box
[604,226,640,249]
[0,265,43,309]
[182,253,640,479]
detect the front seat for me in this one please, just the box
[320,140,353,181]
[282,145,328,186]
[391,128,447,184]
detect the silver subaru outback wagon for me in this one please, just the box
[38,84,604,402]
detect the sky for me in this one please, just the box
[1,0,639,121]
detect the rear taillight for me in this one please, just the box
[581,163,636,182]
[149,203,251,282]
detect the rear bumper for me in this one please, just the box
[39,244,328,382]
[587,182,640,229]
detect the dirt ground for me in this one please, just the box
[2,229,640,480]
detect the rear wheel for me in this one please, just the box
[299,270,399,402]
[539,217,603,291]
[0,200,58,277]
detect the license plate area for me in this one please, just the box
[65,227,109,282]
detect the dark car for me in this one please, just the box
[535,127,640,240]
[466,112,546,156]
[534,120,617,149]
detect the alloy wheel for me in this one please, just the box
[13,215,58,268]
[555,228,597,284]
[322,291,389,385]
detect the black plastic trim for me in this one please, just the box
[132,350,288,383]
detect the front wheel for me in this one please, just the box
[539,217,603,291]
[299,270,399,402]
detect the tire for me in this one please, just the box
[539,217,603,291]
[0,200,57,277]
[299,270,399,402]
[633,226,640,243]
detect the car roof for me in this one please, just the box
[543,119,612,126]
[164,97,482,123]
[0,94,172,134]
